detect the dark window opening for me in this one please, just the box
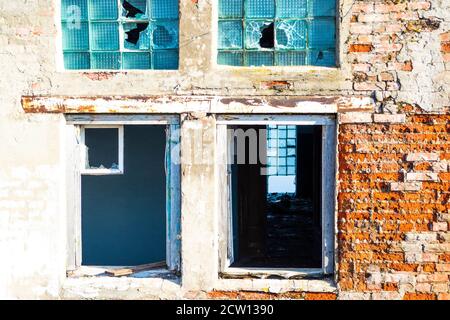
[259,22,274,48]
[229,125,323,268]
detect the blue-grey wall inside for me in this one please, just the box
[82,125,167,266]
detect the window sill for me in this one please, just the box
[221,267,327,280]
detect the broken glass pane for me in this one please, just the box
[123,52,151,69]
[275,20,306,49]
[308,50,335,67]
[245,0,275,18]
[151,0,178,19]
[62,21,89,50]
[219,0,243,18]
[123,23,150,50]
[84,128,119,170]
[153,50,178,69]
[91,52,121,69]
[309,0,336,17]
[277,0,307,18]
[245,20,273,49]
[309,19,335,49]
[61,0,88,21]
[151,21,179,49]
[90,22,119,51]
[121,0,147,19]
[88,0,118,20]
[218,51,243,66]
[64,52,90,69]
[246,51,273,66]
[218,21,243,49]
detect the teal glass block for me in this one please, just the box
[218,0,243,18]
[62,22,90,50]
[88,0,118,20]
[121,0,148,19]
[287,148,296,156]
[91,52,121,69]
[246,51,273,66]
[218,20,243,49]
[309,0,336,17]
[64,52,90,69]
[287,166,295,175]
[276,20,306,49]
[277,0,307,18]
[151,0,178,19]
[122,52,151,69]
[153,50,179,69]
[151,21,179,49]
[245,20,272,49]
[278,167,287,175]
[308,50,335,66]
[287,157,295,166]
[218,51,243,66]
[287,139,295,147]
[245,0,275,18]
[90,22,119,50]
[123,23,150,50]
[61,0,88,21]
[308,19,335,49]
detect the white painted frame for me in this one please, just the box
[217,114,337,277]
[80,125,124,175]
[65,114,181,273]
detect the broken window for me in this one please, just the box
[61,0,179,70]
[218,0,336,66]
[217,116,335,274]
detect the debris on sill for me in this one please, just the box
[105,261,166,277]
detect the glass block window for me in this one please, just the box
[266,125,296,176]
[61,0,179,70]
[218,0,336,67]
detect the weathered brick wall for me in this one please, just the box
[338,110,450,300]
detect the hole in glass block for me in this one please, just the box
[152,22,179,49]
[259,22,274,48]
[122,0,146,18]
[276,20,306,49]
[219,21,243,49]
[245,20,272,49]
[124,22,149,46]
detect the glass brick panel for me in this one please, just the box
[277,0,307,18]
[90,22,119,50]
[218,51,243,66]
[121,0,148,19]
[153,50,179,69]
[122,52,151,69]
[91,52,121,69]
[61,0,88,21]
[151,21,179,49]
[219,21,243,49]
[246,51,273,66]
[88,0,118,20]
[309,19,335,49]
[276,20,306,49]
[123,23,151,50]
[64,52,90,69]
[246,0,275,18]
[308,50,335,66]
[151,0,178,19]
[62,21,89,50]
[219,0,243,18]
[245,20,272,49]
[309,0,336,17]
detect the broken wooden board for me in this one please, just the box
[105,261,166,277]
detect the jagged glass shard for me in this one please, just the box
[218,51,243,66]
[218,0,243,18]
[90,22,119,50]
[151,0,178,19]
[277,0,307,18]
[218,20,243,49]
[309,0,336,17]
[245,20,272,49]
[91,52,121,69]
[121,0,148,19]
[88,0,118,20]
[123,23,150,50]
[62,21,89,50]
[153,50,179,69]
[122,52,151,69]
[275,20,306,49]
[245,0,275,18]
[61,0,88,21]
[308,50,335,66]
[309,19,335,49]
[64,52,90,69]
[151,21,179,49]
[246,51,273,66]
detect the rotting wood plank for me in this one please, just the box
[105,261,166,277]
